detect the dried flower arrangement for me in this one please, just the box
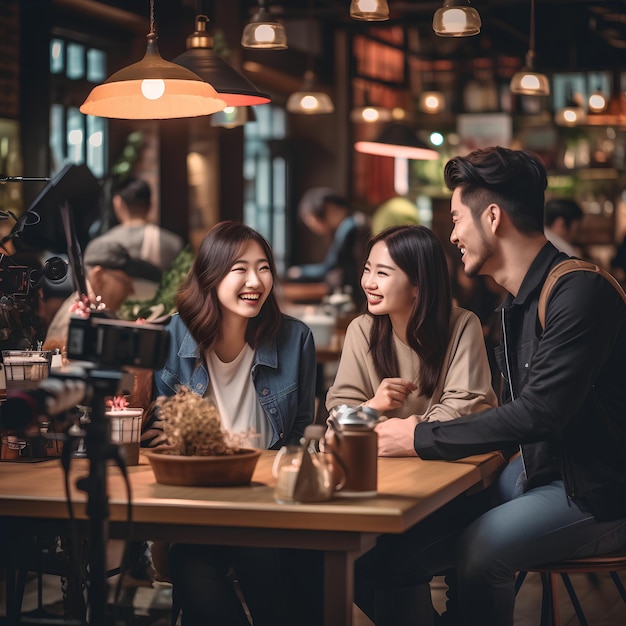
[154,386,252,457]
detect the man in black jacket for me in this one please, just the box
[375,146,626,625]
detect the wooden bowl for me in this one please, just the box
[144,448,262,487]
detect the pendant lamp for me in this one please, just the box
[588,88,607,114]
[355,123,439,160]
[241,0,288,50]
[286,70,334,115]
[433,0,481,37]
[555,90,586,127]
[173,15,270,107]
[350,90,392,123]
[586,72,626,127]
[509,0,550,96]
[350,0,390,22]
[80,0,226,120]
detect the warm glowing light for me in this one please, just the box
[520,74,541,91]
[362,107,380,122]
[589,93,607,112]
[357,0,378,10]
[442,9,467,31]
[141,79,165,100]
[300,95,320,111]
[253,24,276,44]
[563,110,578,124]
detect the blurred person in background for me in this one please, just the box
[371,196,421,235]
[286,187,370,308]
[544,197,584,257]
[94,176,183,299]
[43,239,161,353]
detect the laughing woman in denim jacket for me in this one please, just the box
[152,221,316,626]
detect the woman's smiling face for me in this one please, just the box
[216,240,273,321]
[361,240,417,319]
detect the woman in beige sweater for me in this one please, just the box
[326,225,499,624]
[326,224,498,455]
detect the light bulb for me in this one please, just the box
[563,110,578,124]
[357,0,378,11]
[442,9,467,32]
[520,74,541,91]
[141,78,165,100]
[589,93,607,112]
[253,24,276,45]
[362,107,380,122]
[300,95,320,111]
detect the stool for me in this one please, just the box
[515,547,626,626]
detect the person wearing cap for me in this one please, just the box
[43,239,161,353]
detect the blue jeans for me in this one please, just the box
[457,456,626,625]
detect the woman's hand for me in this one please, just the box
[367,378,417,413]
[375,415,419,457]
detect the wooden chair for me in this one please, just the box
[515,547,626,626]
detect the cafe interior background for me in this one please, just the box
[3,0,626,282]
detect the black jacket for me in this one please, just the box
[415,243,626,521]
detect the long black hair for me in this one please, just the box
[366,225,452,397]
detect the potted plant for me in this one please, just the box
[143,386,261,486]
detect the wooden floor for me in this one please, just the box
[2,566,626,625]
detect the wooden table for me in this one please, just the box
[0,450,505,625]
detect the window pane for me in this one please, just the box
[86,115,106,177]
[49,104,65,173]
[86,48,106,82]
[66,107,84,164]
[50,39,64,74]
[67,43,84,79]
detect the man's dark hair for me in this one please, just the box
[298,187,350,221]
[111,176,151,217]
[544,198,584,228]
[444,146,547,234]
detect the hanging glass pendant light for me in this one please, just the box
[555,90,586,127]
[588,88,607,114]
[433,0,481,37]
[286,70,334,115]
[350,0,390,22]
[510,0,550,96]
[80,0,226,119]
[173,15,270,107]
[241,0,288,50]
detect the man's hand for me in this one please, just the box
[375,415,419,457]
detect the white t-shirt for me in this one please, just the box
[206,345,271,448]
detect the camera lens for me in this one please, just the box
[43,256,68,282]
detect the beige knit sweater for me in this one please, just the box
[326,307,498,422]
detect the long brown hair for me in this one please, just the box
[367,225,452,397]
[177,221,282,355]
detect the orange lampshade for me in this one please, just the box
[80,33,227,120]
[355,123,439,160]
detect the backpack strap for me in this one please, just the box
[538,259,626,330]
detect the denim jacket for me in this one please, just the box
[153,313,317,449]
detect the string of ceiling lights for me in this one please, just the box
[79,1,615,156]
